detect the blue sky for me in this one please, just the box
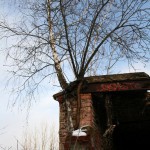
[0,52,60,148]
[0,2,59,148]
[0,46,60,148]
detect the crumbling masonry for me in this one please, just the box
[53,72,150,150]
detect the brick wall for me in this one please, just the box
[56,91,150,149]
[57,93,101,150]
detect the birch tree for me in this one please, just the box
[0,0,150,106]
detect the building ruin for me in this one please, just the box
[53,72,150,150]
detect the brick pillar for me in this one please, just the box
[57,95,68,150]
[57,93,101,150]
[79,94,94,128]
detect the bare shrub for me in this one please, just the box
[17,123,59,150]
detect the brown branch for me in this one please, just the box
[79,0,110,78]
[60,0,78,78]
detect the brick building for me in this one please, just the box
[53,72,150,150]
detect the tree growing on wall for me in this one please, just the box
[0,0,150,139]
[0,0,150,92]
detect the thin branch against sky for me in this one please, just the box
[0,0,149,109]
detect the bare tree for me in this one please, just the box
[0,0,150,130]
[0,127,12,150]
[0,146,12,150]
[14,123,58,150]
[0,126,7,136]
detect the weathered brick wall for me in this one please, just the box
[57,93,101,150]
[79,94,94,128]
[53,72,150,150]
[57,91,150,150]
[59,98,67,149]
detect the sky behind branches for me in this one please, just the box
[0,51,59,149]
[0,0,150,149]
[0,49,149,148]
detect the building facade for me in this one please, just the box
[53,72,150,150]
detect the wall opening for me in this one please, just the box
[92,90,150,150]
[113,121,150,150]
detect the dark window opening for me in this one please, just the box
[92,91,150,150]
[113,121,150,150]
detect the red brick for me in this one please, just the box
[71,100,77,106]
[80,93,92,100]
[81,101,92,107]
[72,107,77,112]
[60,113,66,120]
[80,120,94,126]
[80,112,93,120]
[60,122,67,129]
[81,106,93,112]
[57,95,64,103]
[58,93,95,149]
[60,105,66,112]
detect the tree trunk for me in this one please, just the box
[46,0,68,90]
